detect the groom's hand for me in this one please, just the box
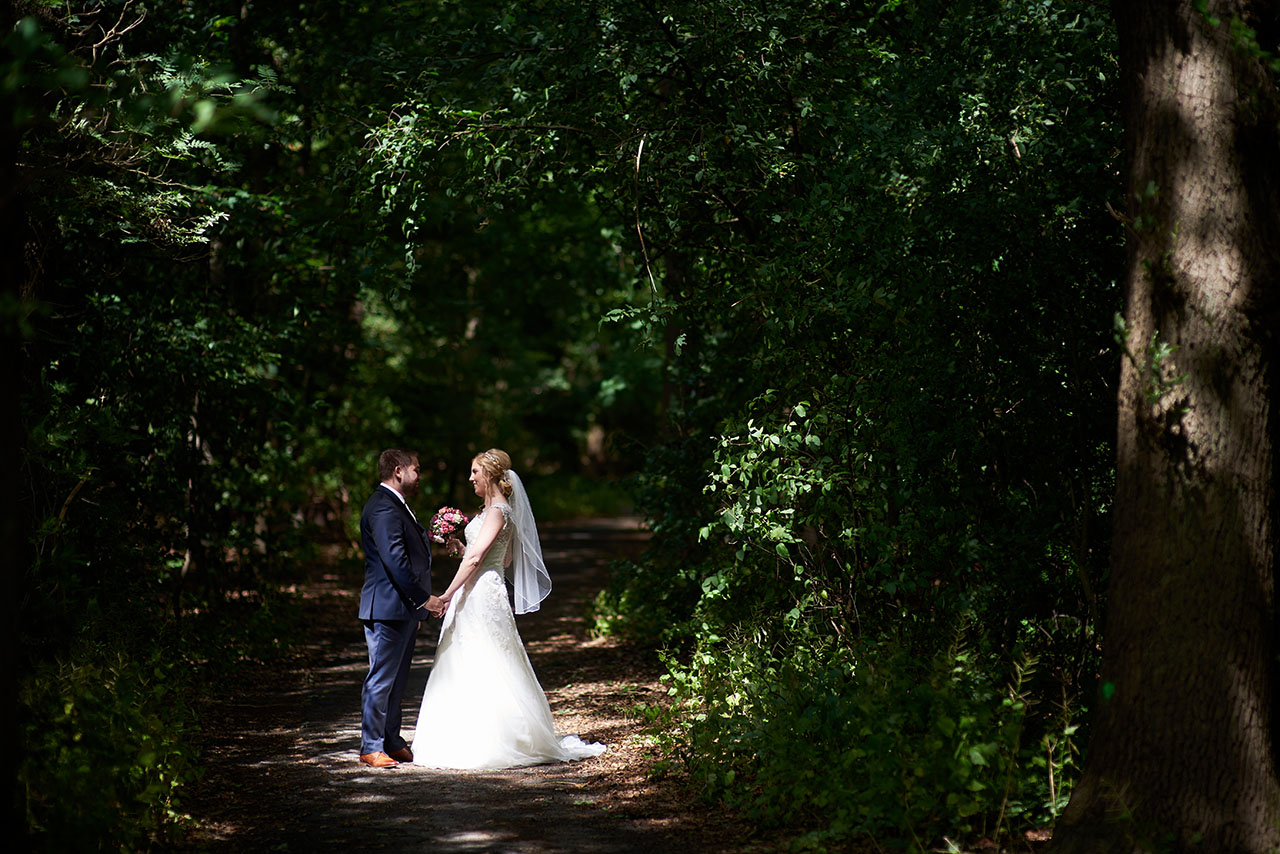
[423,594,446,618]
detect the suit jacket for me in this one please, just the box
[359,485,433,621]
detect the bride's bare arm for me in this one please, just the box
[441,508,506,602]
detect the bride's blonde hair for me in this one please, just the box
[475,448,514,499]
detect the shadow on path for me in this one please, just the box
[182,518,751,853]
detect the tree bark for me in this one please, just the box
[1051,1,1280,852]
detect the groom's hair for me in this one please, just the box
[378,448,417,482]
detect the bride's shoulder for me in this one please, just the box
[479,502,513,522]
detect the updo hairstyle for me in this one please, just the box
[475,448,514,499]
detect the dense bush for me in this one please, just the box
[575,0,1121,847]
[663,630,1079,846]
[19,650,200,850]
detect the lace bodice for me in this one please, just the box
[465,502,513,578]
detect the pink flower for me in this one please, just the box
[429,506,470,543]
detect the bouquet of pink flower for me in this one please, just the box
[429,506,469,544]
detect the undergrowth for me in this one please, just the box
[624,626,1081,852]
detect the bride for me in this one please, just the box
[410,448,607,769]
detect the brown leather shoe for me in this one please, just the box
[387,746,413,762]
[359,751,398,768]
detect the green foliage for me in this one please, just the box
[14,1,665,845]
[13,5,384,845]
[663,629,1079,849]
[525,471,637,522]
[14,0,1124,848]
[19,649,200,851]
[557,0,1120,846]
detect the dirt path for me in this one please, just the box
[181,518,766,853]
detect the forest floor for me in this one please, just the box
[177,517,791,854]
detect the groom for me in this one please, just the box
[358,448,445,768]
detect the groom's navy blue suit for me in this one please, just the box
[359,484,433,756]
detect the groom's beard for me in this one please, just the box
[402,481,421,498]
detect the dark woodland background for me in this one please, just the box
[5,1,1278,851]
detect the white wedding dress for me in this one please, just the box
[410,503,606,769]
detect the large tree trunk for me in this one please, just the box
[1050,1,1280,852]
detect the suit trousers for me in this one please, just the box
[360,618,418,755]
